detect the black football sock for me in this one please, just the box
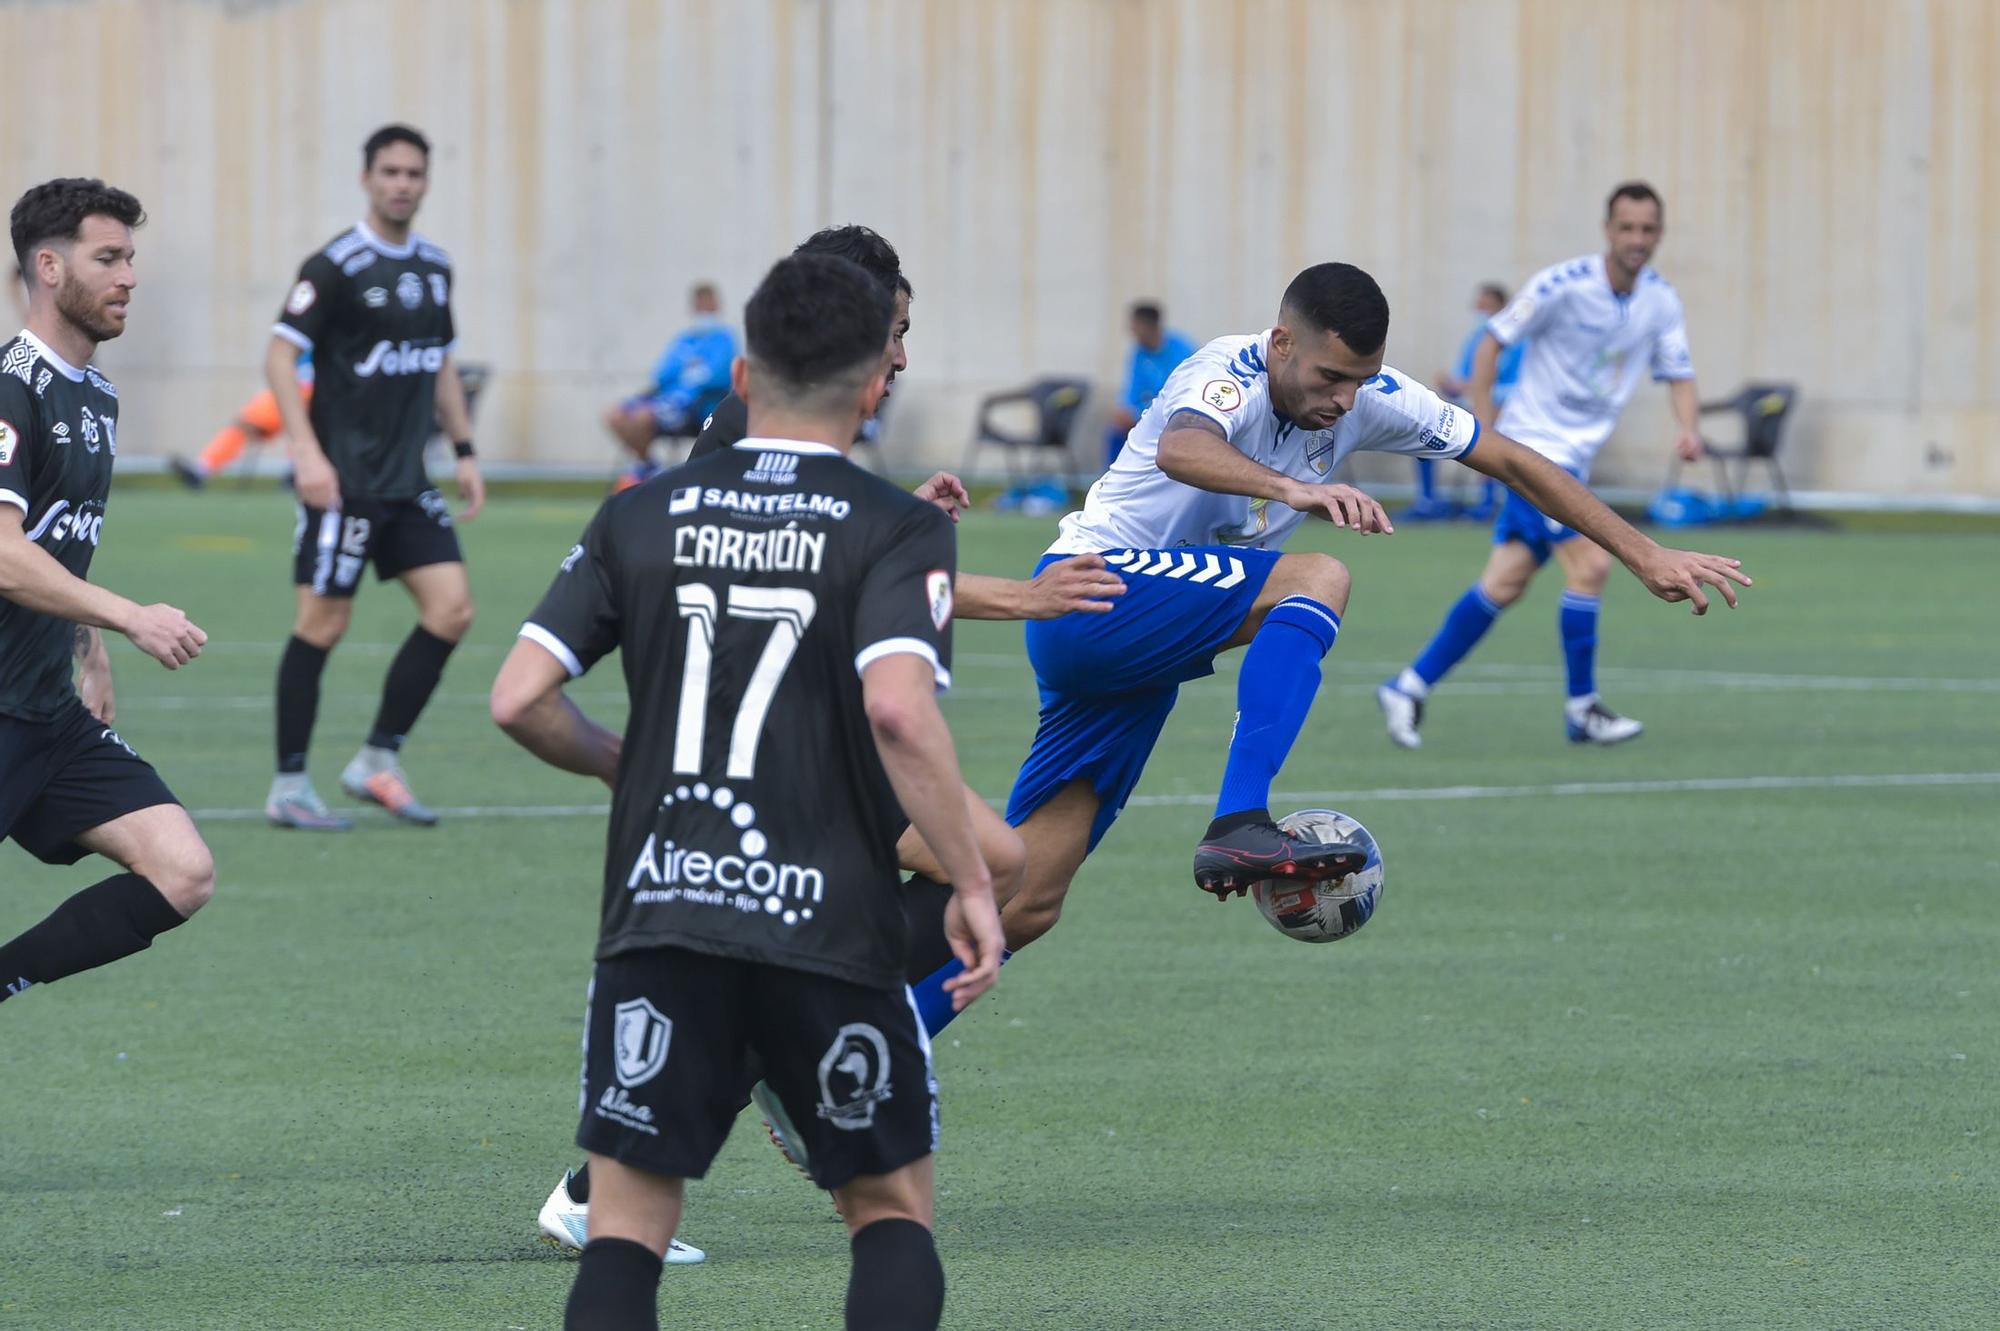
[366,626,458,752]
[567,1162,590,1203]
[276,635,331,773]
[846,1217,945,1331]
[902,873,957,982]
[1203,807,1272,839]
[564,1237,663,1331]
[0,874,187,1002]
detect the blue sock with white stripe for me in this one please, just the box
[911,950,1013,1035]
[1215,596,1341,818]
[1407,585,1503,693]
[1559,591,1600,698]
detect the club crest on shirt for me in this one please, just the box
[286,280,317,315]
[0,418,18,466]
[926,568,952,630]
[1201,379,1242,413]
[397,271,425,310]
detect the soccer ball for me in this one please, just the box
[1249,809,1383,944]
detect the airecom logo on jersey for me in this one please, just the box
[625,782,824,928]
[353,340,446,378]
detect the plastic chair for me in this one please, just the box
[962,378,1091,492]
[1668,383,1797,510]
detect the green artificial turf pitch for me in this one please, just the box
[2,489,1994,1329]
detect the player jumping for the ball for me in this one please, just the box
[903,261,1751,1031]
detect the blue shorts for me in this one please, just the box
[1492,468,1584,563]
[623,392,699,437]
[1004,546,1279,851]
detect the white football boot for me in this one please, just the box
[1565,696,1644,745]
[537,1169,706,1264]
[1376,680,1425,750]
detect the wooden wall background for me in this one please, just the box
[4,0,1994,496]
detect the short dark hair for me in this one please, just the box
[1279,262,1389,355]
[1130,302,1163,326]
[11,178,146,273]
[744,253,895,406]
[793,225,912,299]
[1605,180,1663,221]
[1478,282,1509,306]
[364,124,431,170]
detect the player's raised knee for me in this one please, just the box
[1293,551,1350,606]
[149,834,216,917]
[428,596,475,642]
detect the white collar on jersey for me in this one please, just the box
[356,219,417,259]
[730,437,845,457]
[17,329,86,382]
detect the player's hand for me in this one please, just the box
[1635,545,1752,615]
[912,470,971,522]
[124,603,208,669]
[456,457,487,522]
[1673,430,1704,463]
[1294,483,1394,534]
[294,450,342,511]
[941,891,1005,1011]
[78,659,116,724]
[1024,553,1126,617]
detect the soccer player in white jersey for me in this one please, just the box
[1378,182,1705,747]
[903,261,1750,1028]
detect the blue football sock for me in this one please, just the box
[1415,458,1439,502]
[1409,584,1503,690]
[911,950,1014,1036]
[1214,596,1341,818]
[1560,591,1600,698]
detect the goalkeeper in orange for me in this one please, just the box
[170,351,314,488]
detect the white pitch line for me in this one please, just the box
[1127,770,2000,808]
[187,771,2000,824]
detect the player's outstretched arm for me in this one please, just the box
[1460,433,1753,614]
[490,638,623,785]
[862,652,1006,1009]
[0,509,206,668]
[956,556,1127,620]
[1158,410,1392,532]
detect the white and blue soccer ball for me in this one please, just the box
[1249,809,1383,944]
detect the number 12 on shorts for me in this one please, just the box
[673,583,818,780]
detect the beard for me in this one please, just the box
[56,272,122,343]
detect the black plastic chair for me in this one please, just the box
[1669,382,1797,509]
[963,377,1091,491]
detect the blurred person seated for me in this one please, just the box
[1103,301,1195,467]
[1409,282,1524,520]
[606,282,737,488]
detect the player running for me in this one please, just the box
[0,178,215,1005]
[534,221,1120,1257]
[263,123,485,830]
[1379,182,1705,747]
[899,260,1749,1030]
[493,252,1006,1331]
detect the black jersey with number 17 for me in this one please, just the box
[522,439,957,990]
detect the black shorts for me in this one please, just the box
[0,698,180,865]
[292,491,462,598]
[577,946,939,1192]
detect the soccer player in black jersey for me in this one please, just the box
[493,253,1006,1331]
[0,179,215,1005]
[534,225,1122,1250]
[263,124,484,830]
